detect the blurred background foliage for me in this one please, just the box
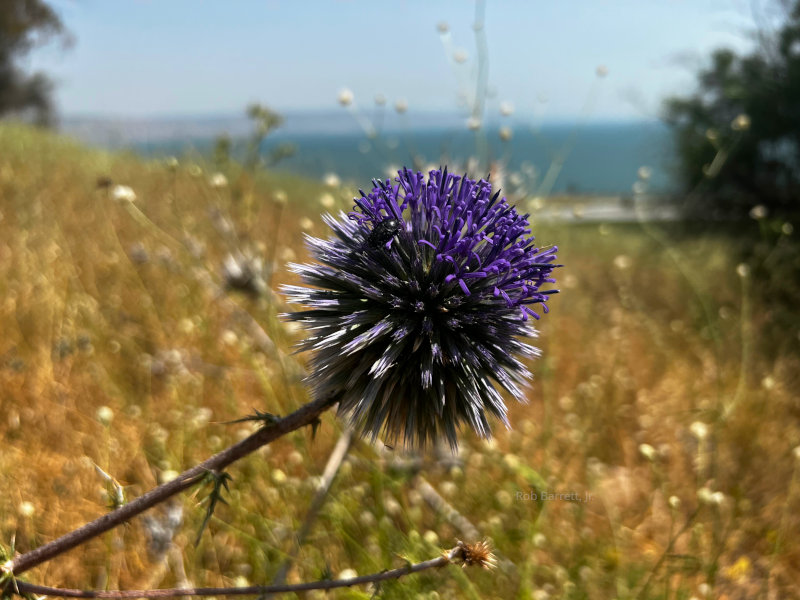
[0,0,70,126]
[665,0,800,220]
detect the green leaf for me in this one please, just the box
[194,469,234,546]
[310,417,322,440]
[222,409,281,428]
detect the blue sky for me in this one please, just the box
[28,0,762,120]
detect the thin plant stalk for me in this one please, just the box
[269,427,355,589]
[471,0,490,168]
[12,544,468,598]
[634,508,700,600]
[416,476,480,541]
[264,197,285,290]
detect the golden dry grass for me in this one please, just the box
[1,122,799,599]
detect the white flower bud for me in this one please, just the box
[613,255,632,270]
[736,263,750,278]
[209,172,228,189]
[638,443,657,461]
[466,116,482,131]
[499,101,514,117]
[697,487,715,505]
[423,530,439,545]
[731,114,751,131]
[96,406,114,426]
[159,469,180,484]
[323,172,341,187]
[319,193,336,209]
[690,421,709,440]
[337,88,354,107]
[18,501,35,517]
[111,185,136,203]
[337,568,358,580]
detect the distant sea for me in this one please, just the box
[62,113,677,196]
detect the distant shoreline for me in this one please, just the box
[58,114,677,197]
[58,110,665,144]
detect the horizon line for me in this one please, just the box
[58,109,663,125]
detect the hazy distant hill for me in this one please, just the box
[58,110,477,147]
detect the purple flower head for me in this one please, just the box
[282,168,560,448]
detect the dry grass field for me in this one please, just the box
[1,122,799,599]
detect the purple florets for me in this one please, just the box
[282,168,559,448]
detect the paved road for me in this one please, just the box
[533,196,679,223]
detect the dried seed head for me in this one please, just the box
[454,539,497,569]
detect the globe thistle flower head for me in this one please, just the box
[282,168,559,449]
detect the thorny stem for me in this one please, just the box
[11,546,464,598]
[5,393,339,578]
